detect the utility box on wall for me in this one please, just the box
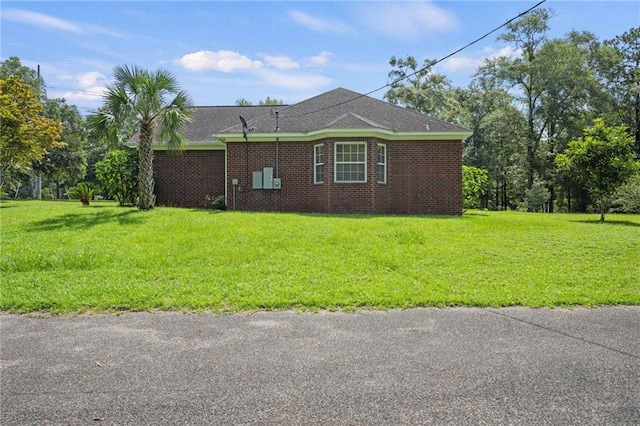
[252,171,262,189]
[263,167,273,189]
[252,167,280,190]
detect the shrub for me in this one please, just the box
[67,182,101,206]
[203,195,226,210]
[95,150,138,206]
[611,174,640,213]
[525,181,550,212]
[462,165,488,210]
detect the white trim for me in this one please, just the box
[141,140,227,151]
[334,142,367,183]
[215,127,472,144]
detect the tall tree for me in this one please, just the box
[0,57,45,101]
[384,55,463,123]
[535,37,599,211]
[464,65,526,209]
[0,76,63,191]
[88,65,193,210]
[39,99,88,197]
[605,27,640,154]
[555,118,639,221]
[496,8,552,190]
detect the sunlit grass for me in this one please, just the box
[1,200,638,313]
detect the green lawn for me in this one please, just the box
[1,200,639,313]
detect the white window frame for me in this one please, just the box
[314,144,324,184]
[334,142,367,183]
[377,143,387,184]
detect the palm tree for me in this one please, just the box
[89,65,193,210]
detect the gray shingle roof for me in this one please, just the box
[219,87,469,134]
[181,105,275,141]
[140,87,470,147]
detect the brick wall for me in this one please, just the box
[153,150,225,207]
[386,140,463,215]
[226,140,326,212]
[224,137,462,215]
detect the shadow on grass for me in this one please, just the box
[294,212,462,220]
[29,208,145,231]
[463,211,489,217]
[572,219,640,228]
[194,207,470,220]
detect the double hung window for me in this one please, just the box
[335,142,366,183]
[377,144,387,184]
[314,144,324,184]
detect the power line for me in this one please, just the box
[278,0,547,120]
[44,84,103,97]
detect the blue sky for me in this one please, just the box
[2,1,638,114]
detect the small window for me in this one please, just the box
[335,142,366,183]
[314,144,324,184]
[377,144,387,184]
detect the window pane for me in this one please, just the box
[377,144,386,183]
[316,164,324,182]
[335,142,366,182]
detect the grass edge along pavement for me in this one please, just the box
[1,200,638,314]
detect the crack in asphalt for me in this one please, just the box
[486,308,640,361]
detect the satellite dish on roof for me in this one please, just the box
[239,115,253,140]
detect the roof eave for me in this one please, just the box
[215,128,472,143]
[126,140,227,151]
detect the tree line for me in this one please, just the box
[1,7,638,215]
[386,9,639,214]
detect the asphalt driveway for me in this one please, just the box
[1,307,639,425]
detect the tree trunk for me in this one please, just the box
[501,177,507,210]
[137,121,156,210]
[599,197,606,222]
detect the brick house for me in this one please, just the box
[152,88,471,215]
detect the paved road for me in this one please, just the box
[1,307,639,425]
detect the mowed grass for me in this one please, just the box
[1,200,639,313]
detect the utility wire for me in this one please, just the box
[45,0,547,122]
[277,0,547,120]
[44,85,104,97]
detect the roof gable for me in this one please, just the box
[325,112,388,129]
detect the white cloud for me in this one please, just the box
[53,71,107,102]
[288,10,353,35]
[260,69,333,91]
[442,45,523,73]
[77,71,106,89]
[263,55,299,70]
[3,8,127,39]
[359,2,458,41]
[482,45,522,60]
[305,51,333,67]
[3,8,83,33]
[176,50,263,73]
[442,57,481,73]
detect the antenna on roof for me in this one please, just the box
[270,108,279,132]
